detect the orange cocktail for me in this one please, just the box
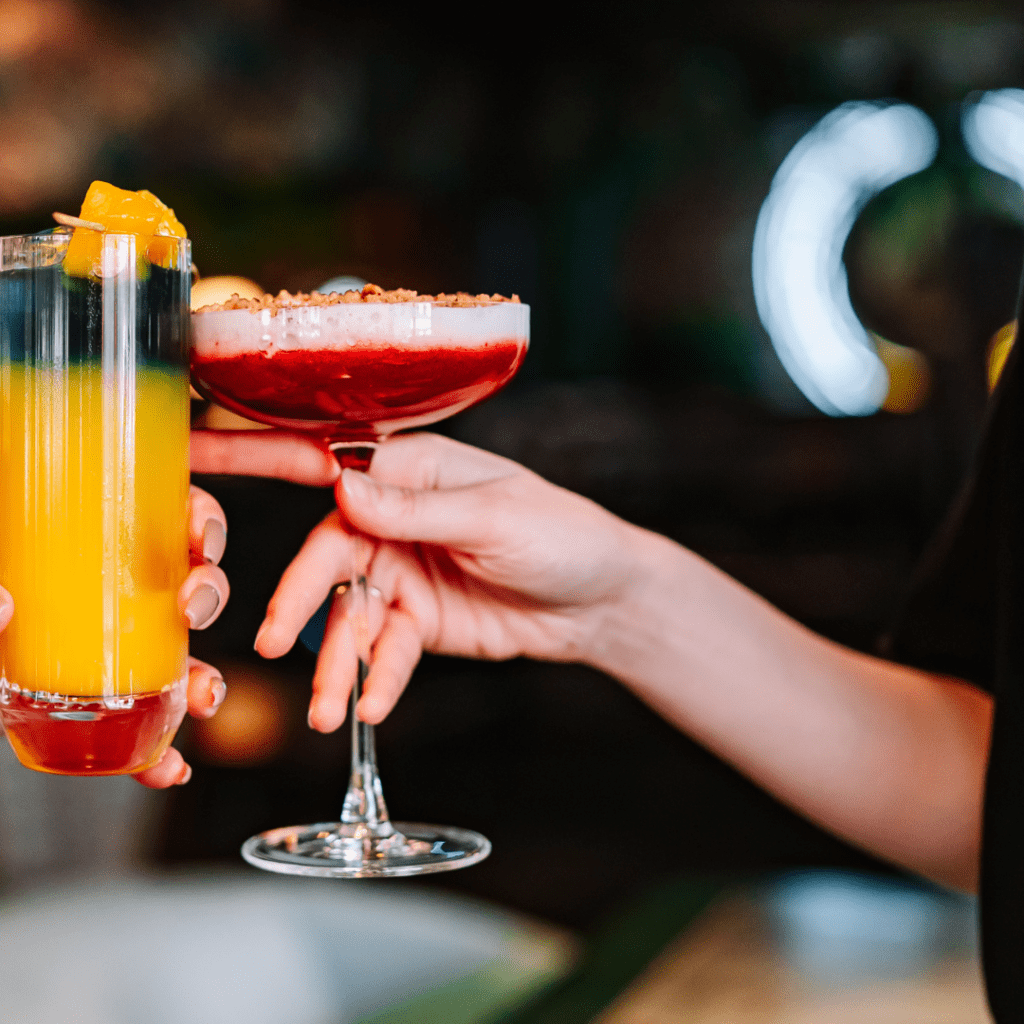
[0,366,189,774]
[0,197,192,775]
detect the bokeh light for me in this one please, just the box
[190,275,265,311]
[753,103,939,416]
[962,88,1024,190]
[987,320,1017,390]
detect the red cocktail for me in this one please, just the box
[192,342,524,441]
[191,290,527,445]
[191,286,529,877]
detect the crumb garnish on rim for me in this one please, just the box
[194,283,521,315]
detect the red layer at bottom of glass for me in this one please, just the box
[0,683,186,775]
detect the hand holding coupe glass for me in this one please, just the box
[191,286,528,876]
[195,425,993,893]
[192,430,647,723]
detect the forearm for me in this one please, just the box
[587,527,992,891]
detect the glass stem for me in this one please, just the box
[339,546,392,836]
[329,441,393,838]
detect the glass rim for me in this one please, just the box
[191,298,531,315]
[0,227,191,248]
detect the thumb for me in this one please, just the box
[338,468,497,548]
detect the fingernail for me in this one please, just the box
[203,519,227,564]
[342,468,372,498]
[177,763,192,785]
[208,677,227,711]
[254,618,272,651]
[185,584,220,629]
[308,701,343,732]
[307,707,333,732]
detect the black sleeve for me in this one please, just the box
[878,339,1022,694]
[880,334,1024,1022]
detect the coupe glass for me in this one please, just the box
[191,296,528,876]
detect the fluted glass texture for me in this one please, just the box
[0,230,191,775]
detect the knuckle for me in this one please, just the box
[378,484,417,520]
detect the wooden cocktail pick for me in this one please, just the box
[52,212,105,231]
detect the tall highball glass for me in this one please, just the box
[0,229,192,775]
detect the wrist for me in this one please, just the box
[581,525,693,684]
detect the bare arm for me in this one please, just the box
[192,428,992,890]
[591,528,991,891]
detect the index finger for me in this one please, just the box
[190,430,340,486]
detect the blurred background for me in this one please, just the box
[0,1,1020,1020]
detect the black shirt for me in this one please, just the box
[884,338,1024,1021]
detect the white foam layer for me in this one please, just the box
[191,301,529,358]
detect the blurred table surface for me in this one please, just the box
[494,872,989,1024]
[596,894,990,1024]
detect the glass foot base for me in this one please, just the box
[241,821,491,878]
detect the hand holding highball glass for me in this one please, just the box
[191,286,529,876]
